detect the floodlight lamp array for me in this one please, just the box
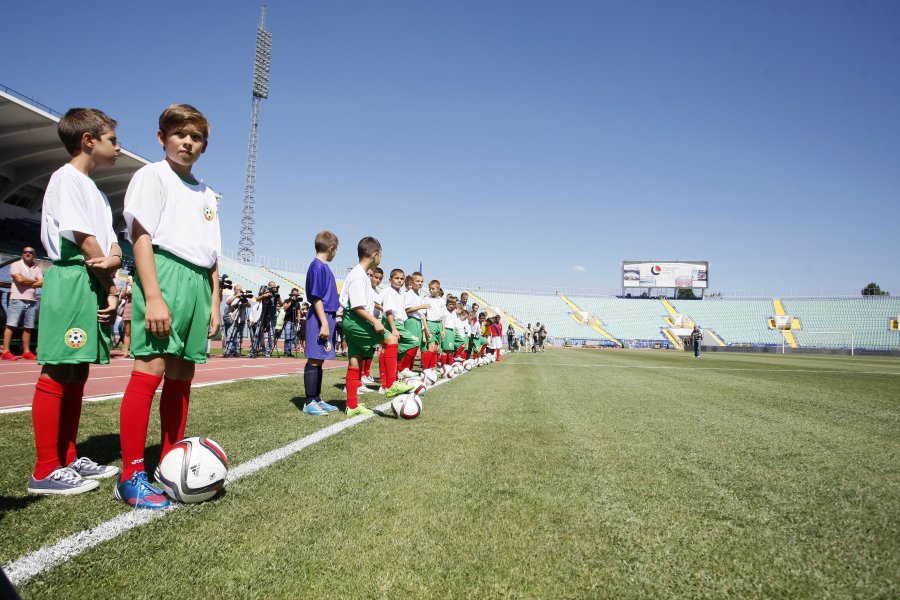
[252,28,272,98]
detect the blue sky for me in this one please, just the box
[4,0,899,295]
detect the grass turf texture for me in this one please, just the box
[1,349,898,598]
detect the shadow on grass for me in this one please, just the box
[0,494,41,522]
[77,433,121,468]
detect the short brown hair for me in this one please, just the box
[58,108,117,156]
[314,230,339,252]
[158,104,210,143]
[357,236,382,259]
[390,268,405,278]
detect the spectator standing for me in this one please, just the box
[691,325,703,358]
[3,246,43,360]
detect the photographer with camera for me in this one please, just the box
[281,288,302,357]
[250,280,280,358]
[223,283,255,357]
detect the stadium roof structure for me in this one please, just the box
[0,88,149,231]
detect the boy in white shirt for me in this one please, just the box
[360,267,384,386]
[339,238,408,416]
[399,272,429,376]
[27,108,123,496]
[378,268,417,393]
[420,280,446,375]
[116,104,222,509]
[440,296,460,368]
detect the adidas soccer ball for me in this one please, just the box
[391,393,423,420]
[423,369,439,385]
[410,379,427,396]
[157,437,229,503]
[463,360,474,371]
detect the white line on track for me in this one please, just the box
[2,368,460,586]
[0,363,302,389]
[0,373,298,415]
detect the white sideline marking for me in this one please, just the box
[499,362,900,376]
[2,367,462,585]
[0,375,293,415]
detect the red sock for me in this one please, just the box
[382,344,398,388]
[160,378,191,459]
[455,345,466,359]
[345,367,361,409]
[120,371,162,480]
[378,353,387,389]
[31,378,65,479]
[401,348,418,372]
[496,348,502,361]
[361,358,372,377]
[423,351,436,370]
[58,382,85,466]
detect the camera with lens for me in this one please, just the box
[239,290,254,300]
[219,273,233,290]
[267,284,280,295]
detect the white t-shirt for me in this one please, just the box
[373,289,384,319]
[461,320,472,337]
[455,315,468,338]
[123,161,221,268]
[443,309,458,330]
[41,164,116,261]
[425,297,447,321]
[404,289,425,320]
[382,287,406,323]
[339,264,374,313]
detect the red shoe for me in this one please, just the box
[1,351,20,361]
[20,351,37,360]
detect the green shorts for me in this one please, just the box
[390,319,420,354]
[404,318,424,352]
[441,327,459,352]
[37,259,111,365]
[342,308,390,359]
[425,320,443,349]
[131,248,212,363]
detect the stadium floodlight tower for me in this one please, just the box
[238,6,272,263]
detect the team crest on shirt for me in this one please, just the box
[202,202,217,222]
[64,328,87,349]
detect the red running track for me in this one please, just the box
[0,354,346,411]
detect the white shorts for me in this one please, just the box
[490,336,502,350]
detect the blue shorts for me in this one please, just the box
[6,299,38,329]
[305,310,336,360]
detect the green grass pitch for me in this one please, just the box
[1,349,898,598]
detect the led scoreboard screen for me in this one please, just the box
[622,261,708,289]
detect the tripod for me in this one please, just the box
[250,299,280,357]
[224,301,252,357]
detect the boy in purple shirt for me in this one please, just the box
[302,231,340,416]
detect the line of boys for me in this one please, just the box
[25,104,505,509]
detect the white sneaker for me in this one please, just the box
[361,375,376,385]
[357,385,371,394]
[378,387,386,395]
[399,368,417,378]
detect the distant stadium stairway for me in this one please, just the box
[772,299,799,349]
[559,295,623,347]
